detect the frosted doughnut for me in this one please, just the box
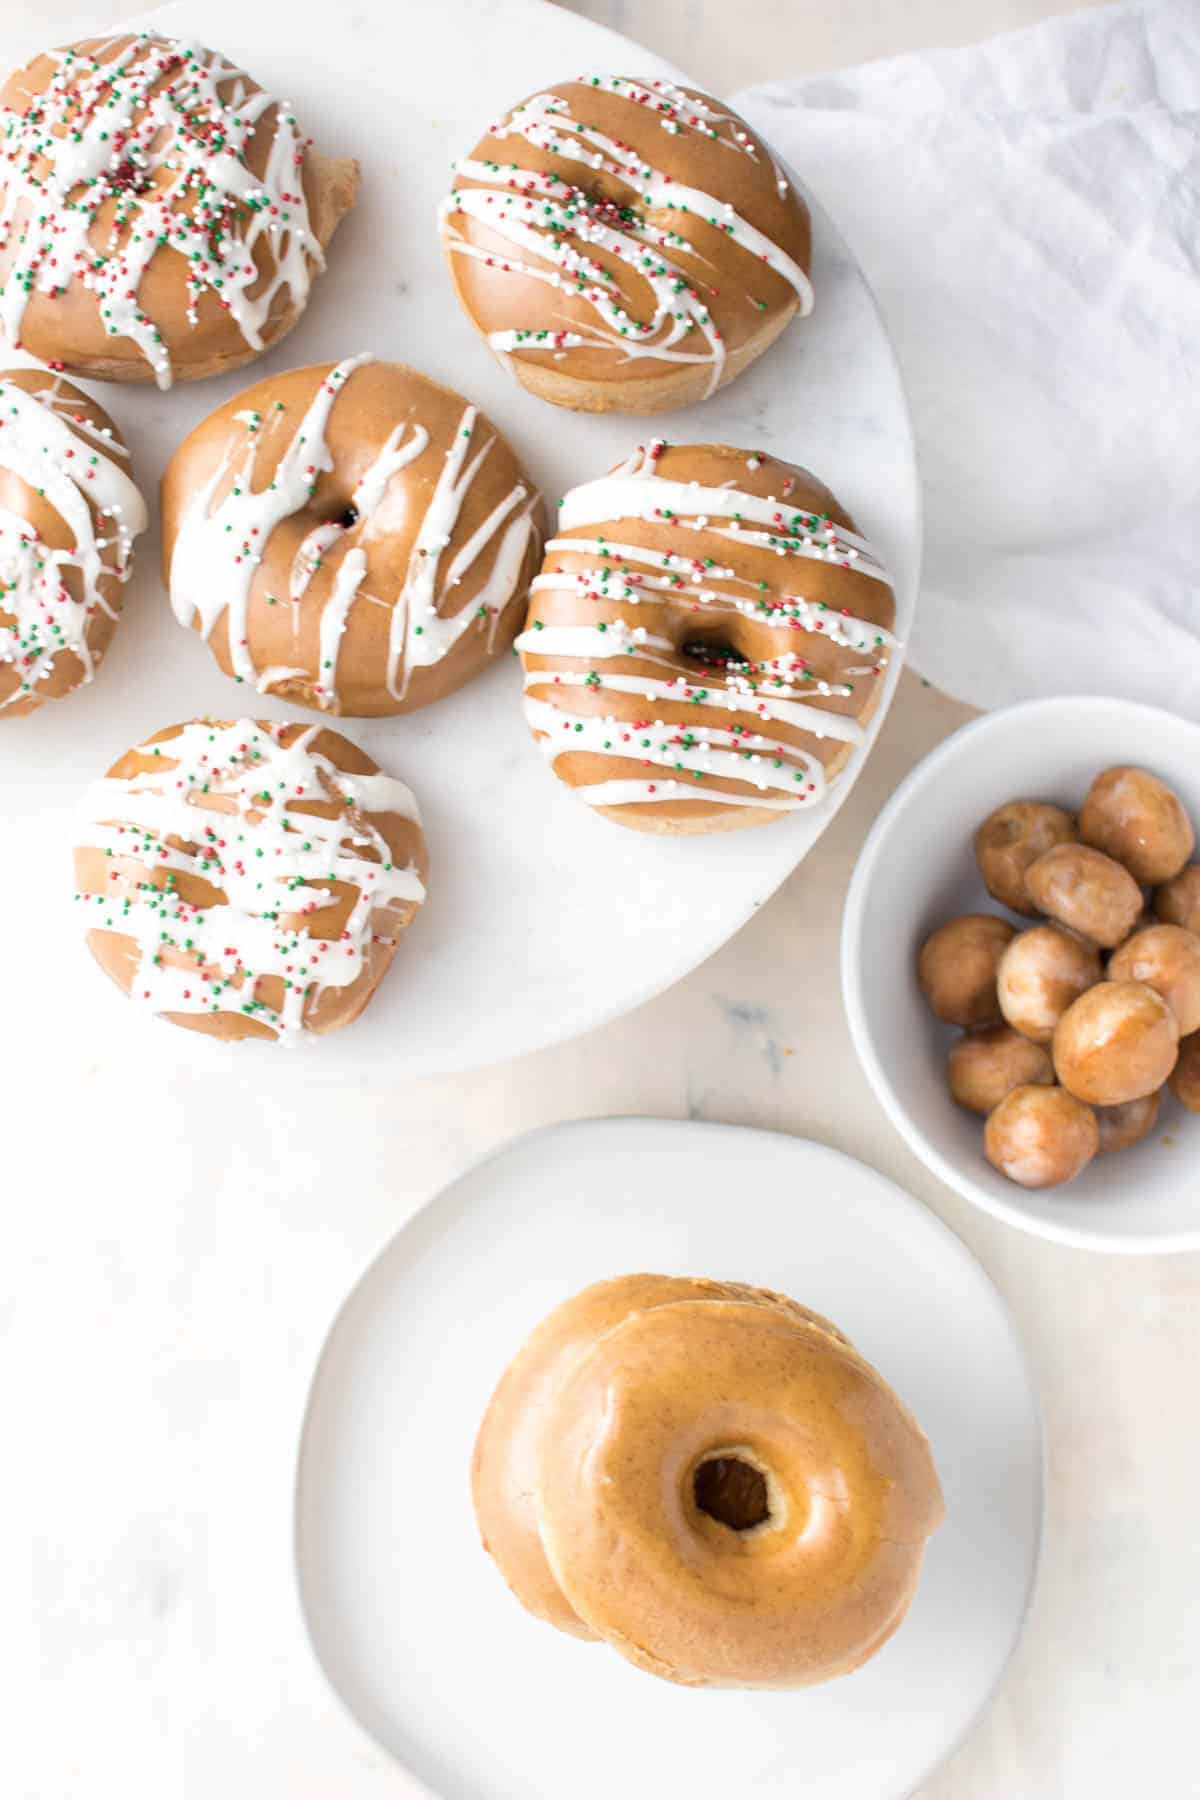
[0,34,358,388]
[0,368,146,714]
[74,717,427,1041]
[441,76,812,414]
[517,440,896,834]
[473,1274,943,1689]
[161,356,544,715]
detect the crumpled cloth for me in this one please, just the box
[735,0,1200,714]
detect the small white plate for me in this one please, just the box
[841,694,1200,1254]
[295,1117,1043,1800]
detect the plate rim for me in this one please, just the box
[292,1114,1046,1800]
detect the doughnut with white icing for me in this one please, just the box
[74,718,427,1042]
[517,440,896,833]
[0,34,358,388]
[441,75,812,413]
[0,367,147,715]
[161,356,545,715]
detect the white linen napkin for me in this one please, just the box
[734,0,1200,715]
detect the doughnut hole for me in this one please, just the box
[1108,924,1200,1035]
[1079,766,1195,886]
[1155,864,1200,935]
[996,925,1102,1044]
[692,1451,772,1532]
[1095,1090,1162,1155]
[1169,1033,1200,1112]
[1025,843,1143,949]
[1053,980,1179,1106]
[947,1026,1053,1116]
[984,1085,1099,1189]
[974,801,1077,917]
[917,914,1015,1027]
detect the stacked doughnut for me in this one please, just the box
[918,766,1200,1189]
[473,1273,944,1689]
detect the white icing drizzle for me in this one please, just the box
[0,35,323,389]
[76,719,425,1040]
[0,376,147,710]
[441,78,812,396]
[171,356,536,708]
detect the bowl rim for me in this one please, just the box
[840,692,1200,1255]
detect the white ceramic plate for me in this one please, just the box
[295,1117,1043,1800]
[0,0,918,1081]
[841,695,1200,1254]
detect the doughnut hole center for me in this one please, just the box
[334,504,359,529]
[693,1454,770,1532]
[681,636,751,673]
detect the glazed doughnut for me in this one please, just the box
[162,357,544,715]
[441,76,812,413]
[917,914,1014,1028]
[1079,765,1195,886]
[1095,1090,1162,1155]
[0,368,146,714]
[0,34,358,388]
[1169,1033,1200,1112]
[1024,842,1143,949]
[1154,865,1200,935]
[983,1084,1099,1189]
[474,1274,944,1689]
[1053,980,1179,1107]
[973,800,1076,917]
[517,441,896,834]
[74,717,427,1040]
[1108,923,1200,1036]
[947,1025,1053,1116]
[996,924,1101,1045]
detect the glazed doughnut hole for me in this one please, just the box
[1079,765,1195,886]
[947,1026,1053,1116]
[1154,864,1200,935]
[1108,924,1200,1036]
[917,914,1014,1027]
[996,925,1101,1045]
[984,1085,1099,1189]
[1053,980,1179,1107]
[1169,1034,1200,1112]
[974,801,1076,917]
[1096,1090,1163,1155]
[1024,843,1143,949]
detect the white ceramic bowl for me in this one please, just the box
[842,695,1200,1254]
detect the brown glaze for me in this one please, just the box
[1053,980,1179,1107]
[947,1025,1054,1116]
[441,77,811,413]
[1169,1033,1200,1112]
[984,1084,1099,1189]
[1025,842,1143,949]
[1154,864,1200,935]
[996,924,1102,1045]
[0,36,358,385]
[973,800,1077,917]
[1095,1090,1162,1154]
[1079,765,1195,886]
[1109,924,1200,1036]
[917,914,1015,1028]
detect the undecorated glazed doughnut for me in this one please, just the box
[947,1026,1053,1115]
[917,914,1015,1027]
[1108,924,1200,1036]
[1095,1091,1162,1155]
[1025,843,1143,949]
[1169,1033,1200,1112]
[973,800,1077,917]
[474,1274,943,1689]
[1079,765,1195,886]
[0,35,358,387]
[1155,865,1200,936]
[74,717,427,1040]
[518,441,895,834]
[0,369,147,715]
[1053,980,1179,1107]
[441,77,812,414]
[162,357,544,716]
[996,924,1101,1045]
[984,1085,1099,1189]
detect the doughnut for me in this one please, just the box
[973,800,1076,917]
[473,1274,943,1688]
[162,357,544,715]
[0,368,146,714]
[1095,1090,1162,1155]
[1024,842,1143,949]
[917,914,1015,1027]
[1154,864,1200,935]
[1053,980,1179,1107]
[983,1085,1099,1189]
[947,1025,1053,1116]
[1169,1033,1200,1112]
[0,35,358,388]
[441,76,812,414]
[1079,765,1195,886]
[996,924,1101,1044]
[517,441,896,834]
[74,717,427,1040]
[1108,923,1200,1036]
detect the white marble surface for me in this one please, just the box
[5,3,1198,1799]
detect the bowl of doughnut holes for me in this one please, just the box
[842,696,1200,1252]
